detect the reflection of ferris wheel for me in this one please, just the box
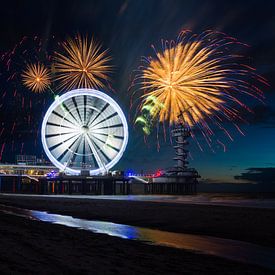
[41,89,128,175]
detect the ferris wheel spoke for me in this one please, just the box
[85,97,99,124]
[46,132,79,138]
[88,102,109,127]
[94,133,124,140]
[82,135,86,166]
[105,142,120,153]
[48,132,81,151]
[90,112,118,128]
[85,108,95,125]
[85,141,99,169]
[93,123,123,130]
[52,110,78,127]
[91,136,112,163]
[92,134,120,153]
[83,95,87,123]
[47,122,76,129]
[69,135,84,165]
[62,102,81,125]
[72,97,83,124]
[85,133,106,171]
[56,134,81,162]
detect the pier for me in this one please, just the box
[0,174,131,195]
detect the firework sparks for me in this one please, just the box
[134,30,266,144]
[22,62,51,93]
[0,35,56,159]
[135,95,164,135]
[54,34,111,91]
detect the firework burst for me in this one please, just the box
[134,30,266,146]
[22,62,51,93]
[0,35,55,159]
[54,34,112,91]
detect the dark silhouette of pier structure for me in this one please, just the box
[0,174,131,195]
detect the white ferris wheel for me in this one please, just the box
[41,89,128,175]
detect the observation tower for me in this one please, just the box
[149,111,200,194]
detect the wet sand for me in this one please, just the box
[1,194,274,247]
[0,194,274,274]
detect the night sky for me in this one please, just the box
[1,0,275,190]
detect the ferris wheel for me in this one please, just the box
[41,89,128,175]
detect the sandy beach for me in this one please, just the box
[0,194,274,274]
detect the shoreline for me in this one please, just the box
[0,194,274,273]
[1,211,273,274]
[1,192,275,209]
[0,193,274,248]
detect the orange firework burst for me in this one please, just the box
[54,34,111,91]
[134,30,266,141]
[140,42,226,125]
[22,62,51,93]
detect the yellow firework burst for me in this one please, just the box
[22,63,51,93]
[137,30,264,127]
[54,34,111,91]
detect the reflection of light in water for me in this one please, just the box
[0,204,275,270]
[32,211,138,239]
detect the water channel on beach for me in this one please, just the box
[0,203,274,270]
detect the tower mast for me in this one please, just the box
[171,110,191,175]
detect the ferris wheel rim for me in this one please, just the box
[41,88,128,175]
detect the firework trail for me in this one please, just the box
[54,34,112,91]
[133,30,267,150]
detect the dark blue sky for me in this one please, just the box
[1,0,275,188]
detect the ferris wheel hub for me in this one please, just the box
[81,125,89,133]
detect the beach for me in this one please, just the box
[0,194,274,274]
